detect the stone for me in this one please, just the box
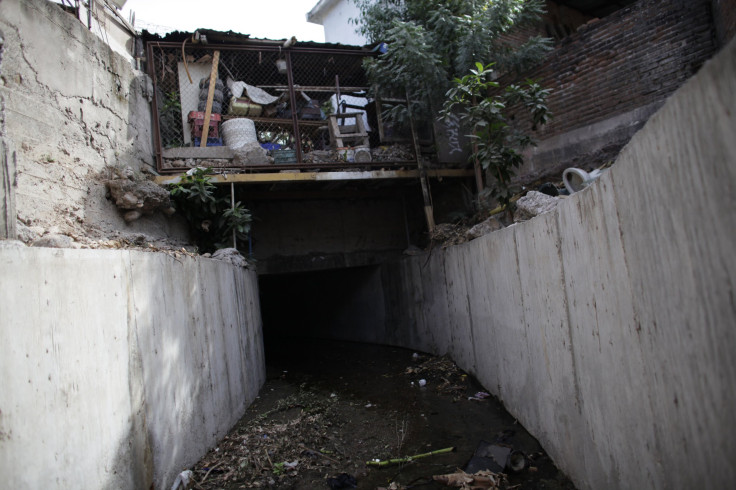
[0,239,27,249]
[32,233,74,248]
[124,210,142,222]
[467,217,504,239]
[211,247,248,267]
[232,142,272,166]
[16,223,44,243]
[514,191,561,222]
[106,177,173,220]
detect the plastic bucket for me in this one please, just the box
[273,149,297,164]
[222,118,257,149]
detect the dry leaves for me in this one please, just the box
[433,469,507,489]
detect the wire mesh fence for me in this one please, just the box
[147,42,419,173]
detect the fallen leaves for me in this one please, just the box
[433,469,507,489]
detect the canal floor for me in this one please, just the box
[193,339,577,490]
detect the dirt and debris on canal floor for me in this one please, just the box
[190,339,577,490]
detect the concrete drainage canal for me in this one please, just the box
[188,266,577,490]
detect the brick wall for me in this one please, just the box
[509,0,717,140]
[712,0,736,47]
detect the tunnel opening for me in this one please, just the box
[258,265,386,355]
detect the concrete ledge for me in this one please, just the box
[162,147,235,159]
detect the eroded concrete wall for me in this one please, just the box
[0,244,265,489]
[379,37,736,489]
[0,0,187,246]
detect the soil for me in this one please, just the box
[191,339,577,490]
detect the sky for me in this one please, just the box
[120,0,326,42]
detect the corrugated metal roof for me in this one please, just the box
[141,28,370,52]
[553,0,638,18]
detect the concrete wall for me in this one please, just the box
[0,244,266,489]
[376,36,736,489]
[252,194,421,274]
[0,0,187,246]
[307,0,367,46]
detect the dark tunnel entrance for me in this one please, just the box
[258,265,387,351]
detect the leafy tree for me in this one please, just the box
[354,0,551,124]
[442,62,551,206]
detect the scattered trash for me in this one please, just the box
[418,379,427,387]
[187,344,573,489]
[465,439,528,476]
[506,449,527,473]
[465,441,510,474]
[469,391,490,401]
[170,469,194,490]
[326,472,357,489]
[377,483,407,490]
[538,182,560,196]
[366,447,455,467]
[562,167,605,194]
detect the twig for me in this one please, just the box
[264,448,274,468]
[299,444,340,464]
[200,462,221,484]
[366,447,455,467]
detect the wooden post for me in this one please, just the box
[406,92,435,232]
[231,182,236,249]
[200,50,220,147]
[1,140,17,239]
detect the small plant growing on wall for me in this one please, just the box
[159,90,185,149]
[169,167,252,253]
[441,62,551,207]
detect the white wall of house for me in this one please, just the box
[307,0,368,46]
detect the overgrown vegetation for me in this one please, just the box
[169,167,252,253]
[159,90,184,148]
[442,62,551,206]
[354,0,551,124]
[354,0,553,208]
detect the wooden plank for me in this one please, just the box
[1,139,17,239]
[155,168,473,185]
[200,50,221,147]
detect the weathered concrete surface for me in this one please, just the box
[252,196,417,274]
[374,37,736,489]
[0,246,265,489]
[0,0,187,245]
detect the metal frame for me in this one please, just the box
[146,41,421,175]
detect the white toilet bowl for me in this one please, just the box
[563,167,603,194]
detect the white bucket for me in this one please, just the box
[222,118,257,149]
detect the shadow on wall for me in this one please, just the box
[128,252,265,488]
